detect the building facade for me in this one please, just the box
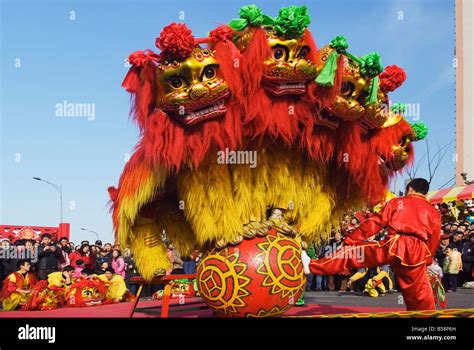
[456,0,474,185]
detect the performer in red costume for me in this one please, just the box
[309,178,442,310]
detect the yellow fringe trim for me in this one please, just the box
[176,160,245,245]
[117,164,167,248]
[129,221,170,281]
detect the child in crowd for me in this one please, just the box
[442,244,462,292]
[428,258,443,279]
[73,259,85,279]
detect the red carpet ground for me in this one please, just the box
[0,297,404,318]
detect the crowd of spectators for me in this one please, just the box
[0,234,141,302]
[1,235,130,278]
[0,233,204,308]
[2,197,472,308]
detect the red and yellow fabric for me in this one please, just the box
[25,280,65,311]
[427,271,446,308]
[47,271,71,289]
[97,274,127,301]
[65,278,114,307]
[0,272,37,311]
[427,184,474,204]
[344,194,441,264]
[290,308,474,318]
[373,191,397,213]
[310,193,441,311]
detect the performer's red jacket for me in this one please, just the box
[345,193,442,266]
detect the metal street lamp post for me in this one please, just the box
[80,227,99,241]
[33,177,63,223]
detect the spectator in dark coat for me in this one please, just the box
[37,234,62,280]
[57,237,71,269]
[94,261,110,275]
[58,237,72,255]
[95,248,111,270]
[461,233,474,284]
[123,248,138,294]
[1,239,19,281]
[435,234,450,268]
[452,232,465,252]
[0,238,11,281]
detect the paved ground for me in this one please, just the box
[303,288,474,309]
[2,289,472,317]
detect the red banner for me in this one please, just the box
[0,223,70,243]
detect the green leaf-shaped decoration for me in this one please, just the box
[229,4,274,31]
[411,121,429,141]
[239,4,265,26]
[273,5,310,38]
[360,52,383,78]
[330,35,348,53]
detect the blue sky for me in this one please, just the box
[0,0,455,243]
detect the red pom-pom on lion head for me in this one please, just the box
[209,24,235,43]
[379,65,407,93]
[155,22,195,62]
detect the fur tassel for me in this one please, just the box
[155,200,197,257]
[212,41,244,101]
[113,149,167,247]
[176,159,244,245]
[129,222,170,281]
[230,163,266,223]
[242,28,270,96]
[139,102,242,173]
[127,63,156,131]
[303,29,319,64]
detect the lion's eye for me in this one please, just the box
[400,136,410,148]
[297,46,310,58]
[272,46,287,61]
[341,82,355,97]
[170,77,183,89]
[202,65,218,81]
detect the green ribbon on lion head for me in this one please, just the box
[229,5,311,39]
[273,5,311,38]
[359,52,383,106]
[410,121,429,141]
[229,4,274,31]
[360,52,383,78]
[315,35,349,87]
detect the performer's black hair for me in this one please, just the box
[406,178,430,195]
[81,268,93,275]
[17,259,31,268]
[446,243,457,250]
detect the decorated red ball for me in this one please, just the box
[196,229,306,317]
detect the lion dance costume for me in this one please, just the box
[110,5,432,317]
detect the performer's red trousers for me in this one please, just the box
[309,239,435,311]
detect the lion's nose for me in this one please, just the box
[189,83,210,101]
